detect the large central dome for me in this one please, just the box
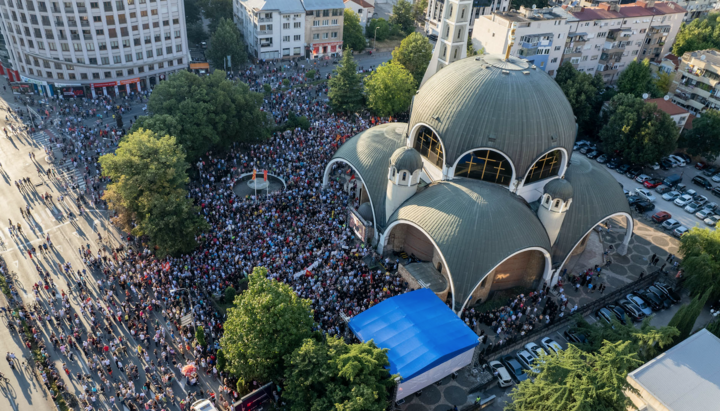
[408,55,577,179]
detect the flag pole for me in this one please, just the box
[266,170,269,201]
[253,168,257,204]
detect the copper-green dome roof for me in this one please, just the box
[390,147,423,173]
[409,55,577,178]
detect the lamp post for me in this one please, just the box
[374,26,379,51]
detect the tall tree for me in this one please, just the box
[343,10,367,52]
[506,341,642,411]
[616,59,659,98]
[555,62,610,139]
[390,0,415,34]
[599,93,678,164]
[206,18,247,70]
[184,0,202,25]
[672,13,720,57]
[668,287,712,343]
[283,336,396,411]
[187,20,208,45]
[364,61,416,116]
[681,109,720,162]
[392,32,432,85]
[366,18,391,42]
[655,71,674,96]
[220,267,314,384]
[706,317,720,339]
[99,129,208,256]
[679,227,720,302]
[196,0,233,32]
[412,0,427,23]
[328,51,364,113]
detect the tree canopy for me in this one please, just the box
[506,341,642,411]
[133,70,269,161]
[328,52,364,113]
[220,267,314,384]
[412,0,427,23]
[668,287,712,344]
[366,18,392,42]
[616,59,659,98]
[283,335,396,411]
[206,17,247,70]
[672,13,720,57]
[196,0,232,32]
[343,10,367,52]
[392,32,432,85]
[654,71,674,96]
[555,62,606,138]
[364,62,416,116]
[390,0,415,34]
[681,109,720,162]
[599,93,678,164]
[99,129,208,256]
[679,227,720,302]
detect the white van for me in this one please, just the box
[190,400,218,411]
[668,155,686,167]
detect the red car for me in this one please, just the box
[696,162,707,170]
[652,211,672,223]
[643,179,662,189]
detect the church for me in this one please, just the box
[322,54,633,313]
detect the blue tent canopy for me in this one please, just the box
[349,289,479,380]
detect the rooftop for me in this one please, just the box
[646,98,689,116]
[240,0,305,12]
[344,0,374,8]
[301,0,345,10]
[628,329,720,411]
[567,1,685,21]
[685,49,720,67]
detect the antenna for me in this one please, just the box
[664,95,670,101]
[642,93,649,100]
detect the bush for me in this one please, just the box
[238,277,250,291]
[217,349,227,371]
[263,84,272,94]
[225,286,236,303]
[282,78,290,86]
[306,69,316,79]
[196,325,206,347]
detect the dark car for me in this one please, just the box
[651,211,672,223]
[636,290,663,311]
[564,328,588,344]
[428,34,438,41]
[676,153,692,163]
[607,158,621,169]
[654,282,682,304]
[660,159,673,170]
[696,162,708,170]
[617,299,645,322]
[627,195,642,206]
[617,164,632,174]
[635,201,655,213]
[704,167,718,177]
[500,355,528,384]
[626,166,644,179]
[692,175,713,190]
[712,187,720,198]
[606,304,628,325]
[648,286,674,308]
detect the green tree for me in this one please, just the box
[681,109,720,162]
[412,0,427,23]
[99,129,208,256]
[306,69,317,79]
[134,70,269,161]
[217,349,227,372]
[283,336,396,411]
[672,13,720,56]
[328,51,364,113]
[679,227,720,302]
[364,61,416,116]
[285,112,311,131]
[599,93,678,164]
[197,0,233,32]
[220,267,314,383]
[184,0,202,25]
[706,317,720,339]
[655,71,674,96]
[390,0,414,34]
[207,18,247,70]
[366,18,391,43]
[195,326,206,347]
[555,62,603,138]
[225,286,236,303]
[187,20,209,45]
[343,10,367,52]
[506,341,642,411]
[392,32,432,85]
[616,59,659,98]
[668,287,712,343]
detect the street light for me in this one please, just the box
[374,26,379,51]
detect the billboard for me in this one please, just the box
[348,208,369,243]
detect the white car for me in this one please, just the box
[705,215,720,226]
[650,162,661,170]
[635,188,656,202]
[696,209,715,220]
[489,360,514,388]
[662,191,681,201]
[661,218,681,230]
[627,294,653,316]
[674,194,694,207]
[696,195,709,206]
[668,155,686,166]
[712,174,720,183]
[673,226,689,238]
[516,350,537,370]
[685,202,701,213]
[635,174,651,183]
[524,342,549,359]
[664,156,680,167]
[541,337,563,355]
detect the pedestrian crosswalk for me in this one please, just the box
[28,130,87,193]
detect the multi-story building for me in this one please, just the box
[425,0,510,36]
[646,97,689,134]
[670,49,720,114]
[471,6,570,76]
[674,0,719,21]
[233,0,306,60]
[561,0,685,83]
[301,0,344,59]
[0,0,190,98]
[343,0,373,28]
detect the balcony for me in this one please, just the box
[68,20,77,26]
[77,6,86,12]
[84,34,92,40]
[55,21,64,26]
[64,7,73,12]
[258,17,271,22]
[258,29,272,34]
[51,6,61,12]
[45,33,54,39]
[81,20,89,27]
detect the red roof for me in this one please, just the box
[663,53,680,69]
[646,98,689,116]
[344,0,373,8]
[684,114,695,130]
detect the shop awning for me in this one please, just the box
[190,62,210,70]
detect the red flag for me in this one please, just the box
[350,174,355,181]
[252,169,256,180]
[336,134,341,142]
[263,170,268,182]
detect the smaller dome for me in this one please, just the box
[390,147,423,173]
[357,202,374,223]
[544,178,573,202]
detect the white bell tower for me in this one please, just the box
[385,147,423,223]
[537,178,573,245]
[420,0,473,87]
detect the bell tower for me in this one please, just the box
[420,0,473,87]
[537,178,573,245]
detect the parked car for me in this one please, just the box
[712,173,720,183]
[626,166,644,179]
[579,145,593,154]
[668,154,687,167]
[606,304,628,324]
[705,215,720,226]
[649,162,661,170]
[627,195,643,207]
[626,293,653,316]
[635,174,651,184]
[651,211,671,223]
[696,209,715,220]
[692,175,713,190]
[635,188,656,202]
[712,187,720,198]
[696,195,709,206]
[656,185,671,194]
[663,174,683,188]
[684,188,697,197]
[617,164,632,174]
[607,158,621,169]
[617,299,645,322]
[685,202,702,213]
[660,159,673,170]
[647,286,673,308]
[635,201,655,213]
[676,153,692,163]
[541,337,563,355]
[564,328,588,344]
[500,355,528,383]
[661,218,681,230]
[705,202,718,212]
[516,350,538,371]
[677,184,689,193]
[489,361,514,388]
[596,307,616,325]
[664,156,680,167]
[636,290,664,311]
[654,282,682,304]
[662,191,681,201]
[705,167,718,176]
[643,179,662,189]
[524,342,549,360]
[673,226,689,238]
[674,194,694,207]
[696,162,708,170]
[596,154,608,163]
[586,151,600,159]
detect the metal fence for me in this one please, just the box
[481,270,664,361]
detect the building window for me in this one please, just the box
[413,125,444,168]
[454,150,512,186]
[294,34,300,41]
[524,150,562,185]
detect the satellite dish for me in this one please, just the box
[532,4,536,8]
[701,55,707,61]
[664,95,670,101]
[642,93,649,99]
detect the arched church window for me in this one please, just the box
[554,200,560,208]
[525,150,562,185]
[544,196,551,205]
[454,149,512,186]
[413,126,444,168]
[402,172,407,181]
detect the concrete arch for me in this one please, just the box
[380,219,456,310]
[238,172,287,189]
[551,211,634,287]
[458,246,552,314]
[449,147,517,187]
[323,157,380,241]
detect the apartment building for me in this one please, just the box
[670,49,720,114]
[425,0,510,36]
[471,6,570,76]
[674,0,719,21]
[0,0,190,98]
[234,0,306,60]
[561,0,684,83]
[301,0,344,59]
[343,0,373,28]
